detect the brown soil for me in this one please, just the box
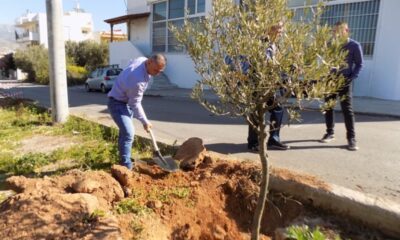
[0,152,386,240]
[0,154,309,240]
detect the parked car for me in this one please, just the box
[85,65,122,93]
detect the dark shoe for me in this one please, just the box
[320,133,335,143]
[347,139,359,151]
[248,145,259,152]
[267,141,290,150]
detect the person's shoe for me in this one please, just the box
[267,141,290,150]
[320,133,335,143]
[347,139,359,151]
[248,145,259,152]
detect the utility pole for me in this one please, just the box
[46,0,69,123]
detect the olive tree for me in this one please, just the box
[173,0,347,239]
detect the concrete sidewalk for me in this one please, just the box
[145,88,400,118]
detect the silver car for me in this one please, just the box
[85,65,122,93]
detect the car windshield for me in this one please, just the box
[107,69,122,76]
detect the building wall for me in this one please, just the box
[129,18,151,55]
[127,0,150,14]
[110,41,144,68]
[122,0,400,99]
[15,10,94,48]
[37,13,48,47]
[63,11,94,42]
[369,0,400,100]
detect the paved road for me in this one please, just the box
[3,83,400,202]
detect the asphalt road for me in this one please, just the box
[3,83,400,202]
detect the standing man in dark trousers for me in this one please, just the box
[248,21,290,151]
[108,54,166,170]
[320,21,363,151]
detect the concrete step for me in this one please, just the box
[149,73,178,90]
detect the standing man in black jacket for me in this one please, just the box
[320,21,364,151]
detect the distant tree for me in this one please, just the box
[173,0,347,239]
[14,45,49,84]
[1,53,16,78]
[66,40,109,72]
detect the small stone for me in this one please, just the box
[275,228,290,240]
[147,200,163,209]
[201,171,212,180]
[190,181,200,187]
[72,179,100,193]
[213,225,227,240]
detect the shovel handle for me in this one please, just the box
[148,129,160,152]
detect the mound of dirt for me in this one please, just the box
[1,169,124,239]
[0,153,310,240]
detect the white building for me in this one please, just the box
[106,0,400,100]
[15,3,94,47]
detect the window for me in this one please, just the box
[152,0,206,53]
[293,0,380,56]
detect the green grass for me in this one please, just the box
[0,99,154,176]
[287,225,342,240]
[114,198,152,215]
[0,192,7,204]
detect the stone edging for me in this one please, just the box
[269,175,400,238]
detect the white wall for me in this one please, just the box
[37,13,48,47]
[163,54,199,88]
[127,0,150,14]
[63,11,94,42]
[129,18,151,55]
[353,60,373,97]
[109,41,145,68]
[369,0,400,100]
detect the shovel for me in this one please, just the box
[148,129,179,172]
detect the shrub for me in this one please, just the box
[14,45,49,84]
[67,65,88,85]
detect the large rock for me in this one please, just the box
[174,138,207,171]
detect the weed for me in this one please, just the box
[82,209,107,223]
[6,153,52,175]
[287,225,342,240]
[115,198,152,215]
[130,219,145,240]
[0,192,7,204]
[170,187,191,199]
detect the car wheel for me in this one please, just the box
[85,84,91,92]
[101,84,107,93]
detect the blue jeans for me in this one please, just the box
[108,97,134,170]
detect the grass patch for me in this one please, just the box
[287,225,342,240]
[130,219,145,240]
[147,186,191,204]
[114,198,152,215]
[0,192,7,204]
[82,209,107,223]
[0,99,155,177]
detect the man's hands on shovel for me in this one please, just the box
[144,122,153,133]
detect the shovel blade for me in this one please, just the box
[153,151,179,172]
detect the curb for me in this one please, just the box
[269,175,400,238]
[144,93,400,119]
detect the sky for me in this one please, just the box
[0,0,128,32]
